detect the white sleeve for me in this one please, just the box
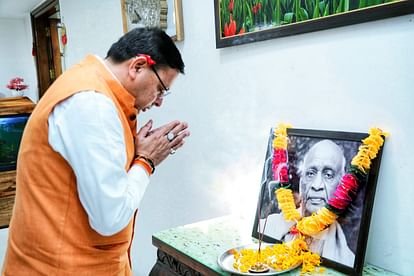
[48,91,149,236]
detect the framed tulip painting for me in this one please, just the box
[214,0,414,48]
[251,125,386,275]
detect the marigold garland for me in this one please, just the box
[232,237,323,274]
[275,188,301,221]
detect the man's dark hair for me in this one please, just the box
[106,27,184,73]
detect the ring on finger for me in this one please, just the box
[167,132,175,142]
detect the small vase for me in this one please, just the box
[11,90,24,97]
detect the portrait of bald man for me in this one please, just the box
[257,134,363,267]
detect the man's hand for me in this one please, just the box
[135,120,190,166]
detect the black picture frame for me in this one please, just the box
[252,128,385,275]
[214,0,414,48]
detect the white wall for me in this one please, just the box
[59,0,124,68]
[1,1,413,275]
[0,18,38,102]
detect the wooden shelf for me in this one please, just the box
[0,96,36,115]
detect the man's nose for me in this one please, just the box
[310,172,324,191]
[153,96,163,107]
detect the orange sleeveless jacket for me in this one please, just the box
[2,55,138,275]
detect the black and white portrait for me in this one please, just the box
[252,128,383,274]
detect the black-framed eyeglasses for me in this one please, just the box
[151,67,170,98]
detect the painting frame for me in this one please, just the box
[214,0,414,48]
[121,0,184,41]
[251,127,385,275]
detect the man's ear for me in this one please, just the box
[128,56,148,78]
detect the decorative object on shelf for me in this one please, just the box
[252,124,386,275]
[6,77,29,97]
[214,0,414,48]
[121,0,184,41]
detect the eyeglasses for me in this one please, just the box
[151,67,170,98]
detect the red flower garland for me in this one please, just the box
[328,174,359,210]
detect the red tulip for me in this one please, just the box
[223,15,237,37]
[252,6,257,14]
[252,2,262,15]
[228,0,234,13]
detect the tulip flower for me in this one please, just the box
[228,0,234,13]
[223,15,237,37]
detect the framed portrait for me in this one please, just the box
[252,128,385,275]
[121,0,184,41]
[214,0,414,48]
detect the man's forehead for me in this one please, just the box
[304,141,343,168]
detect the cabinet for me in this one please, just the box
[0,96,35,228]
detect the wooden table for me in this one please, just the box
[150,216,397,276]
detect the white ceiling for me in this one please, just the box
[0,0,44,19]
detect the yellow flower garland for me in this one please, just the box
[351,128,386,173]
[232,237,323,274]
[276,188,301,221]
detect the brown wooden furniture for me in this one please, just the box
[0,171,16,229]
[0,96,35,228]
